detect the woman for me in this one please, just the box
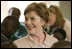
[47,5,71,42]
[13,3,58,48]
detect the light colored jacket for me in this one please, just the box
[64,19,71,42]
[13,33,58,48]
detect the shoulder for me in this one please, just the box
[45,34,58,47]
[1,33,9,43]
[64,19,71,42]
[44,31,58,44]
[13,35,30,48]
[13,35,28,44]
[64,18,71,29]
[47,34,58,42]
[64,19,71,34]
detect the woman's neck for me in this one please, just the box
[30,30,46,44]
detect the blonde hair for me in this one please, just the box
[24,2,49,28]
[48,5,65,29]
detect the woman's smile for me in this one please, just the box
[26,25,36,30]
[25,11,45,34]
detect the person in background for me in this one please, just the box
[51,40,71,48]
[8,7,28,40]
[1,16,19,41]
[1,33,9,43]
[1,41,17,48]
[50,28,66,41]
[13,2,58,48]
[9,7,20,19]
[46,5,71,42]
[1,31,17,48]
[1,17,18,48]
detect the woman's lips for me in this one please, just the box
[27,26,34,30]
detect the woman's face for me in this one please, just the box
[25,11,44,34]
[48,12,56,27]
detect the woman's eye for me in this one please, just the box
[25,18,28,21]
[31,18,35,20]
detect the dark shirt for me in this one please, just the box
[9,23,28,41]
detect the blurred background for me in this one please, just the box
[1,1,71,22]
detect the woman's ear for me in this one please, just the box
[40,19,46,28]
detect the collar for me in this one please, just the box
[27,31,50,47]
[27,31,58,48]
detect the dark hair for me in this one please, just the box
[1,42,17,48]
[9,7,21,19]
[53,28,66,40]
[51,41,71,48]
[24,2,49,25]
[1,16,19,37]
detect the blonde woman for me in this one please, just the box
[47,5,71,42]
[13,3,58,48]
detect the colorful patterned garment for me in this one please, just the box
[9,23,28,41]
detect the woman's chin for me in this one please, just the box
[28,30,36,34]
[27,27,36,34]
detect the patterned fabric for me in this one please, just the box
[9,23,28,41]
